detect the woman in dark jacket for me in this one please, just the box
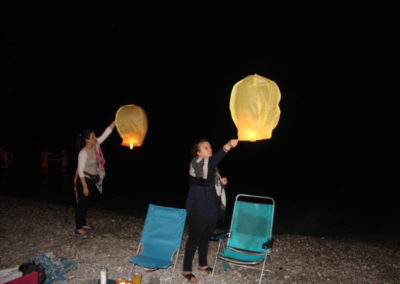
[182,138,238,282]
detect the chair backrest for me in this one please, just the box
[227,194,275,253]
[139,204,187,260]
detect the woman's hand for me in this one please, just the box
[229,139,239,148]
[83,186,89,197]
[223,139,239,152]
[220,177,228,185]
[80,177,90,197]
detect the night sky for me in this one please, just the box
[1,1,399,233]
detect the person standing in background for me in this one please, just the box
[0,146,14,191]
[73,121,115,235]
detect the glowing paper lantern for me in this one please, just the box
[230,74,281,141]
[115,104,148,149]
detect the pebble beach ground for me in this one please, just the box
[1,196,399,284]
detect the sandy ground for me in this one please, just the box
[0,196,399,284]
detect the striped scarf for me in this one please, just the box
[189,157,226,210]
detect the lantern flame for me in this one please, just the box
[129,143,134,150]
[244,130,258,142]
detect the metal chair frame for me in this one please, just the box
[211,194,275,284]
[129,204,186,284]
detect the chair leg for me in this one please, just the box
[168,266,173,284]
[211,257,217,277]
[211,239,223,277]
[169,250,180,284]
[258,255,269,284]
[223,261,229,271]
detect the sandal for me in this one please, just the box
[198,266,213,273]
[82,225,95,230]
[74,229,87,235]
[182,273,197,282]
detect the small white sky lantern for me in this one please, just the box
[115,104,148,149]
[230,74,281,141]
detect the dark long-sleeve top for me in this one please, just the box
[185,148,227,218]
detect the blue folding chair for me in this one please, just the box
[211,194,275,284]
[129,204,187,283]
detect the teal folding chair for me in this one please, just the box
[211,194,275,284]
[129,204,187,283]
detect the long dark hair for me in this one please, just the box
[191,138,209,157]
[75,129,93,152]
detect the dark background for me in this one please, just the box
[1,1,399,235]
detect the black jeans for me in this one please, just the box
[75,177,96,229]
[183,210,218,272]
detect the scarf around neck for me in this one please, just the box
[189,157,226,210]
[95,143,106,192]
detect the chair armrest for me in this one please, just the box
[262,238,274,249]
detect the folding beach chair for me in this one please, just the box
[129,204,187,283]
[211,194,275,284]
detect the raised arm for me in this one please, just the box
[97,121,116,144]
[108,121,116,130]
[211,139,239,165]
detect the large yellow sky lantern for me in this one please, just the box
[115,104,148,149]
[230,74,281,141]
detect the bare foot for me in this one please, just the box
[198,266,213,273]
[74,229,87,235]
[182,272,198,282]
[82,225,95,230]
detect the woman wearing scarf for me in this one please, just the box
[182,138,238,282]
[73,121,115,235]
